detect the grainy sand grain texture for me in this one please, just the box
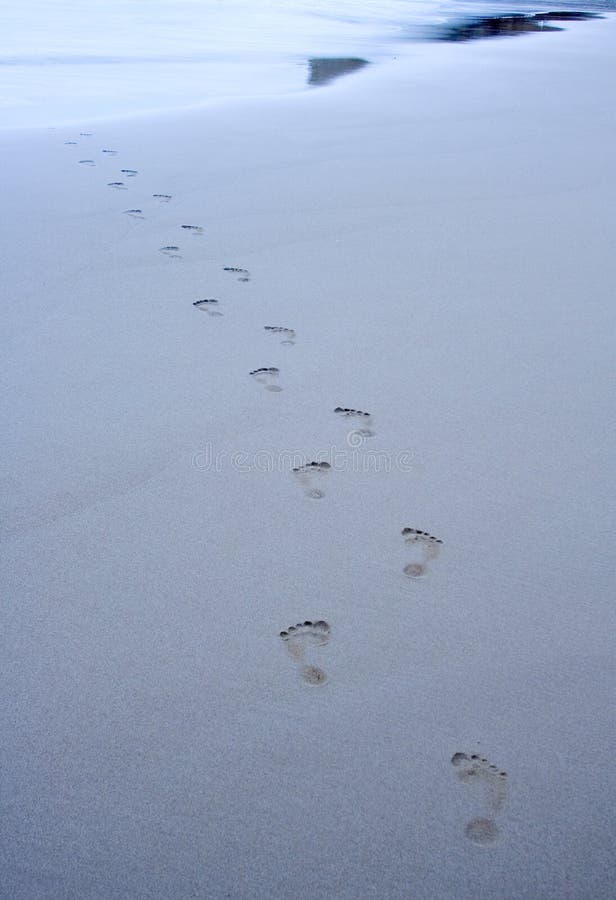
[1,17,615,899]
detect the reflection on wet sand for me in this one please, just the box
[308,57,369,86]
[306,13,601,89]
[431,11,601,43]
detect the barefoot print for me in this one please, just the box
[101,149,118,156]
[160,245,182,259]
[78,160,95,166]
[124,209,144,219]
[108,182,127,190]
[292,461,331,499]
[193,299,222,316]
[223,266,250,282]
[264,326,296,346]
[250,367,282,392]
[279,620,330,686]
[121,169,138,177]
[181,225,204,234]
[153,194,172,203]
[451,753,508,845]
[334,406,375,442]
[401,527,442,578]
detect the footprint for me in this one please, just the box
[401,527,442,578]
[223,266,250,282]
[153,194,172,203]
[181,224,203,235]
[279,620,330,686]
[292,461,331,499]
[79,132,92,137]
[108,181,127,190]
[451,752,508,845]
[160,245,182,259]
[102,149,118,156]
[334,406,375,440]
[193,299,222,316]
[250,367,282,393]
[78,159,95,166]
[64,141,77,145]
[264,325,296,346]
[124,209,144,219]
[121,169,138,177]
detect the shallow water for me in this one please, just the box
[2,0,614,127]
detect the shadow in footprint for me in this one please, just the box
[280,620,330,685]
[401,527,442,578]
[153,194,172,203]
[224,266,250,282]
[193,299,222,317]
[124,209,144,219]
[451,752,508,845]
[181,224,204,235]
[265,325,296,346]
[250,367,282,392]
[78,160,95,166]
[292,461,331,499]
[334,406,375,442]
[160,245,182,259]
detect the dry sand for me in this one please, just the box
[1,16,615,899]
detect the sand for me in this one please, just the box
[1,15,615,900]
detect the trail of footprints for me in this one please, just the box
[66,129,507,846]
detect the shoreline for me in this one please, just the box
[2,14,615,899]
[1,9,612,132]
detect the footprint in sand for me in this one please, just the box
[401,527,442,578]
[334,406,375,443]
[124,209,144,219]
[250,367,282,392]
[292,461,331,499]
[108,181,127,190]
[153,194,172,203]
[102,149,118,156]
[265,325,296,346]
[78,159,95,166]
[121,168,138,177]
[451,752,508,845]
[223,266,250,282]
[279,620,330,686]
[160,245,182,259]
[193,299,222,317]
[181,224,204,235]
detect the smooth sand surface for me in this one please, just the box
[2,17,615,900]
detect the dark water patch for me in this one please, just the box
[308,57,369,86]
[431,10,601,42]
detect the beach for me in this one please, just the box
[1,12,615,899]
